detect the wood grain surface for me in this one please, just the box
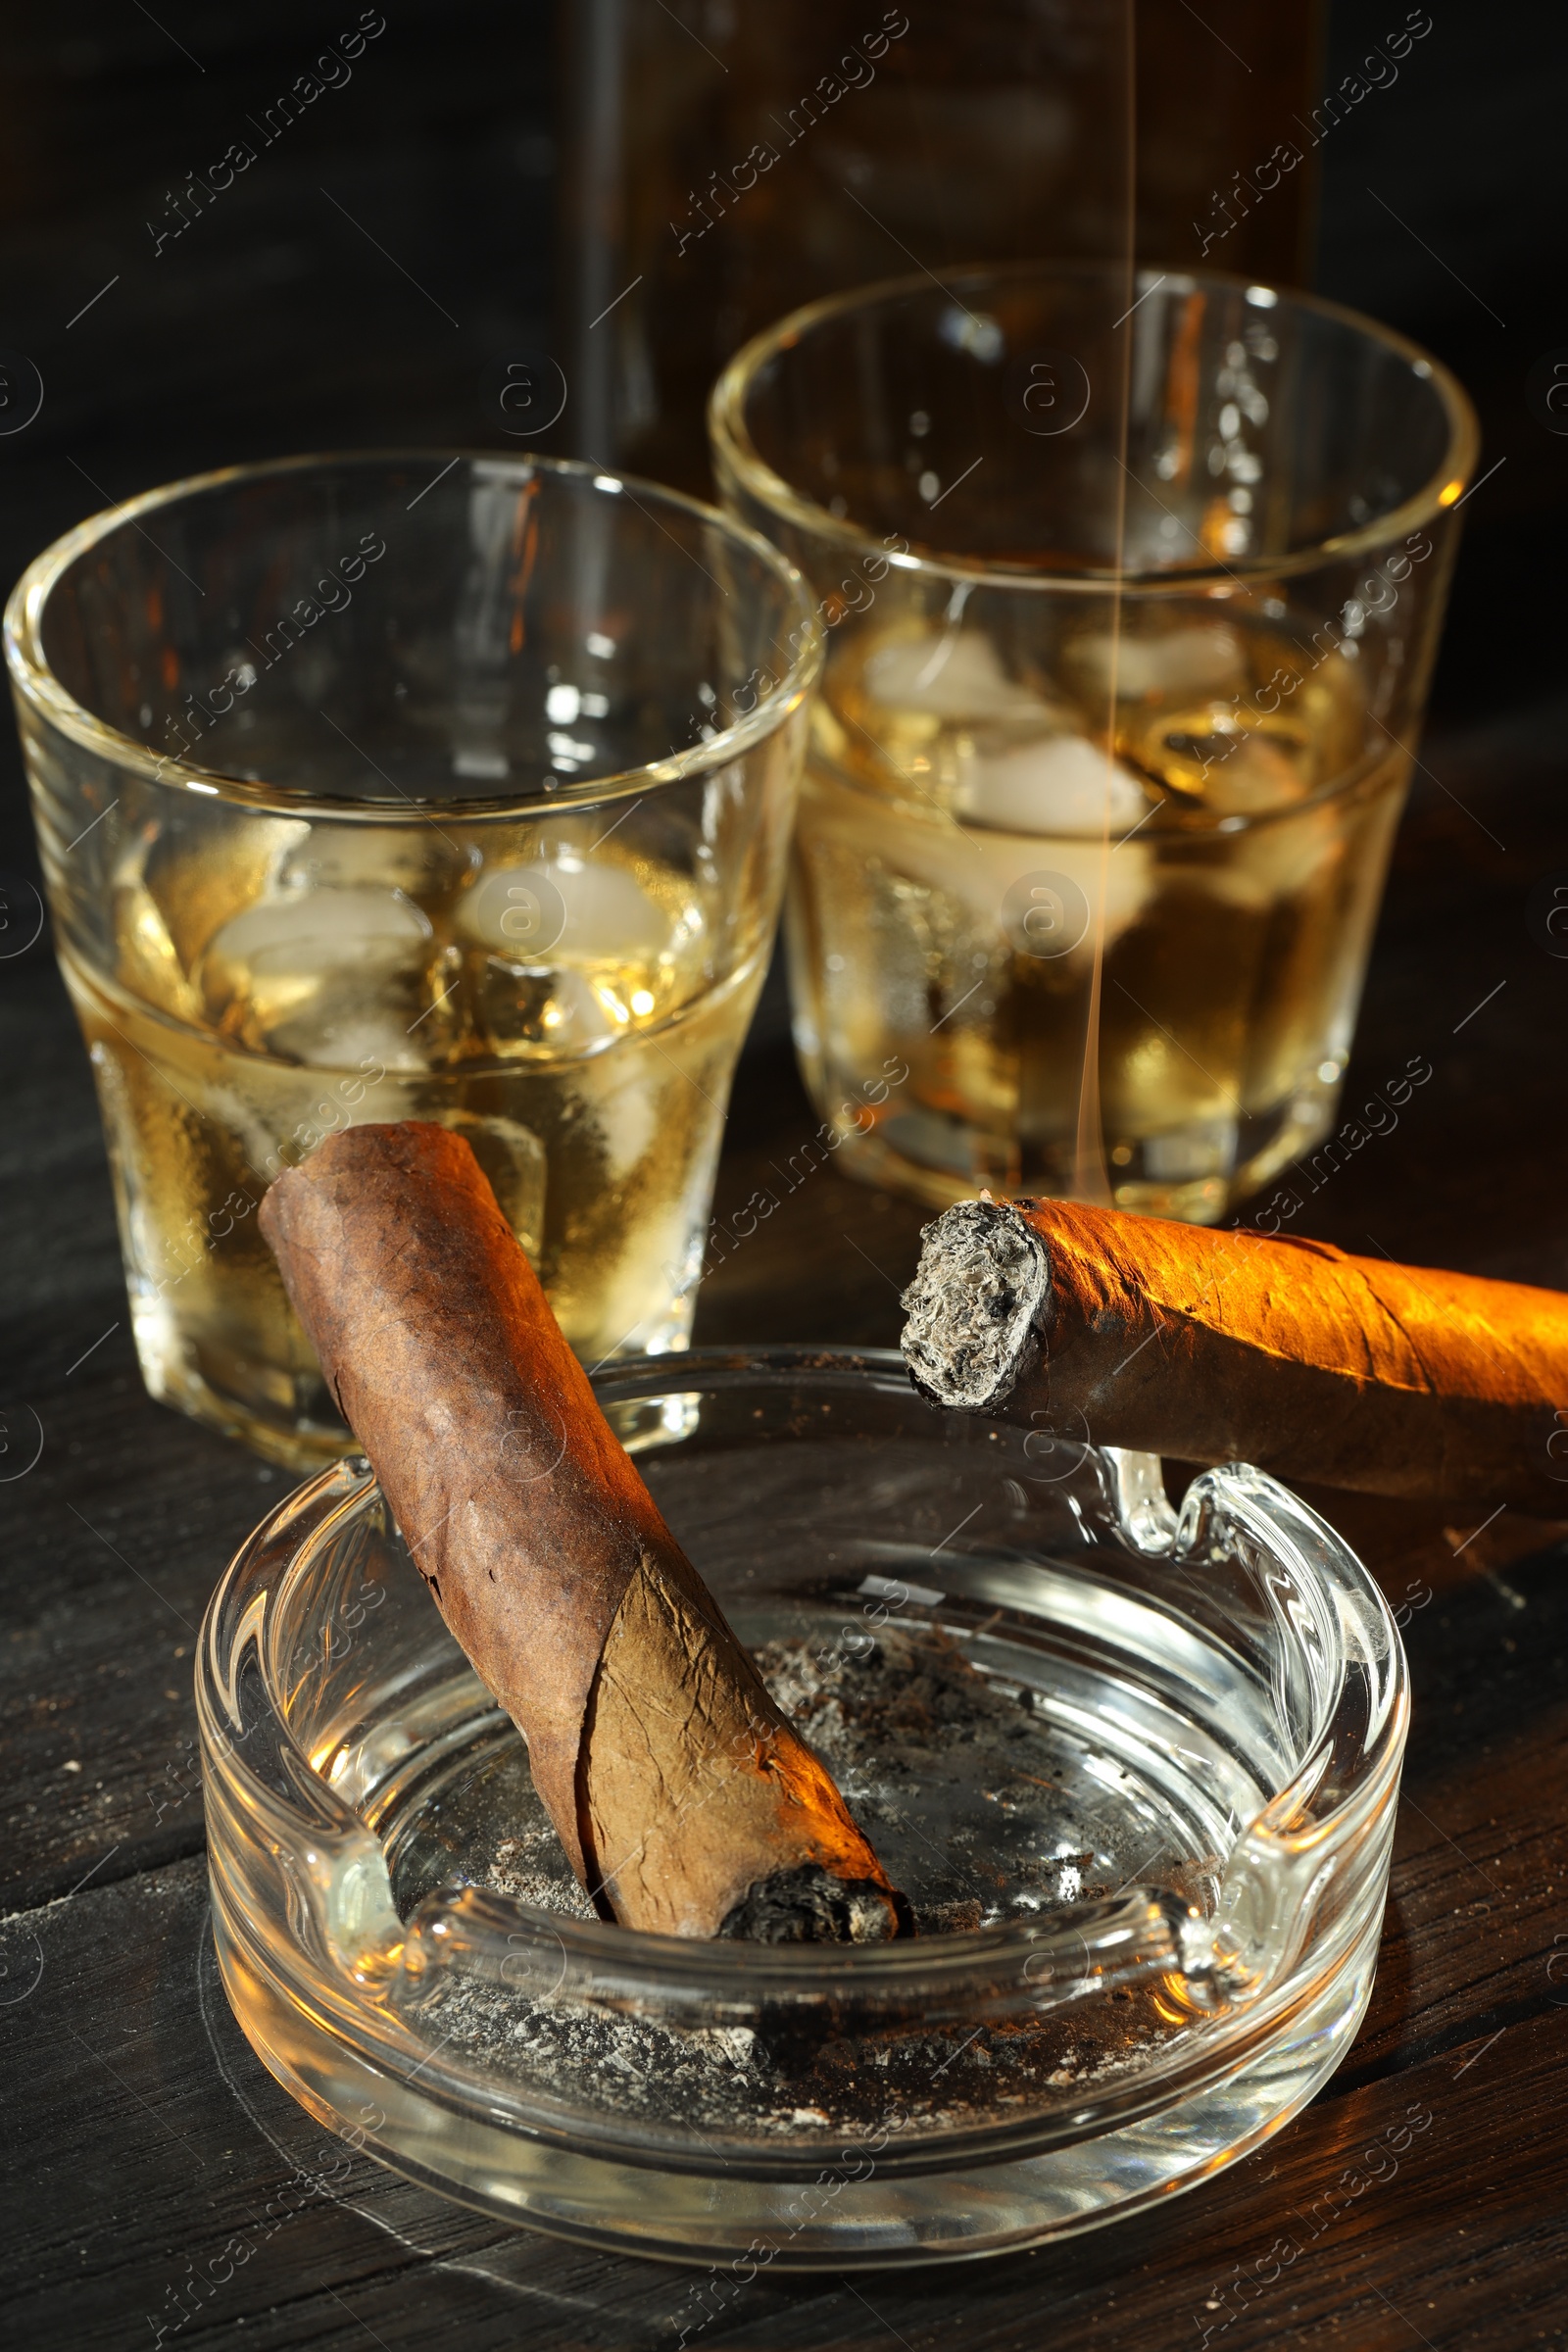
[3,2,1567,2344]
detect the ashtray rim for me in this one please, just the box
[198,1345,1409,2197]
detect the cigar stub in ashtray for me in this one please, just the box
[260,1121,906,1945]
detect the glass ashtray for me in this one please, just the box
[199,1348,1408,2268]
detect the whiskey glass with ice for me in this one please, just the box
[711,264,1476,1220]
[7,455,820,1467]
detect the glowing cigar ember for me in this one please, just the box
[901,1197,1568,1513]
[260,1122,905,1942]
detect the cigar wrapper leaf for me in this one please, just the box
[900,1197,1568,1513]
[259,1122,905,1943]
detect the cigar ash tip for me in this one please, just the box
[901,1199,1050,1412]
[718,1864,907,1944]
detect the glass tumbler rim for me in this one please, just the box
[3,447,825,823]
[709,258,1480,596]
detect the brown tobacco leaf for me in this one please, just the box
[260,1121,904,1941]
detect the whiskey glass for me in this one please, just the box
[711,264,1476,1220]
[7,454,819,1467]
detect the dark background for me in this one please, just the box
[2,0,1565,842]
[3,7,1568,2349]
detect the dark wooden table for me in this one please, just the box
[4,4,1568,2344]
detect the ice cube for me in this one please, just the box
[460,856,670,963]
[141,813,310,976]
[197,886,436,1066]
[1130,705,1314,814]
[1202,734,1314,816]
[862,630,1060,724]
[815,764,1152,965]
[959,735,1151,838]
[277,824,476,900]
[592,1064,659,1180]
[1200,803,1342,911]
[112,872,206,1023]
[287,1011,435,1070]
[1143,1119,1239,1182]
[1065,623,1246,703]
[439,1111,546,1259]
[577,1202,700,1358]
[203,885,432,981]
[984,831,1151,961]
[472,960,633,1058]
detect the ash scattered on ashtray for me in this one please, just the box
[404,1628,1200,2139]
[753,1624,1123,1934]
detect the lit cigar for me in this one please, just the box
[901,1197,1568,1512]
[260,1122,905,1942]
